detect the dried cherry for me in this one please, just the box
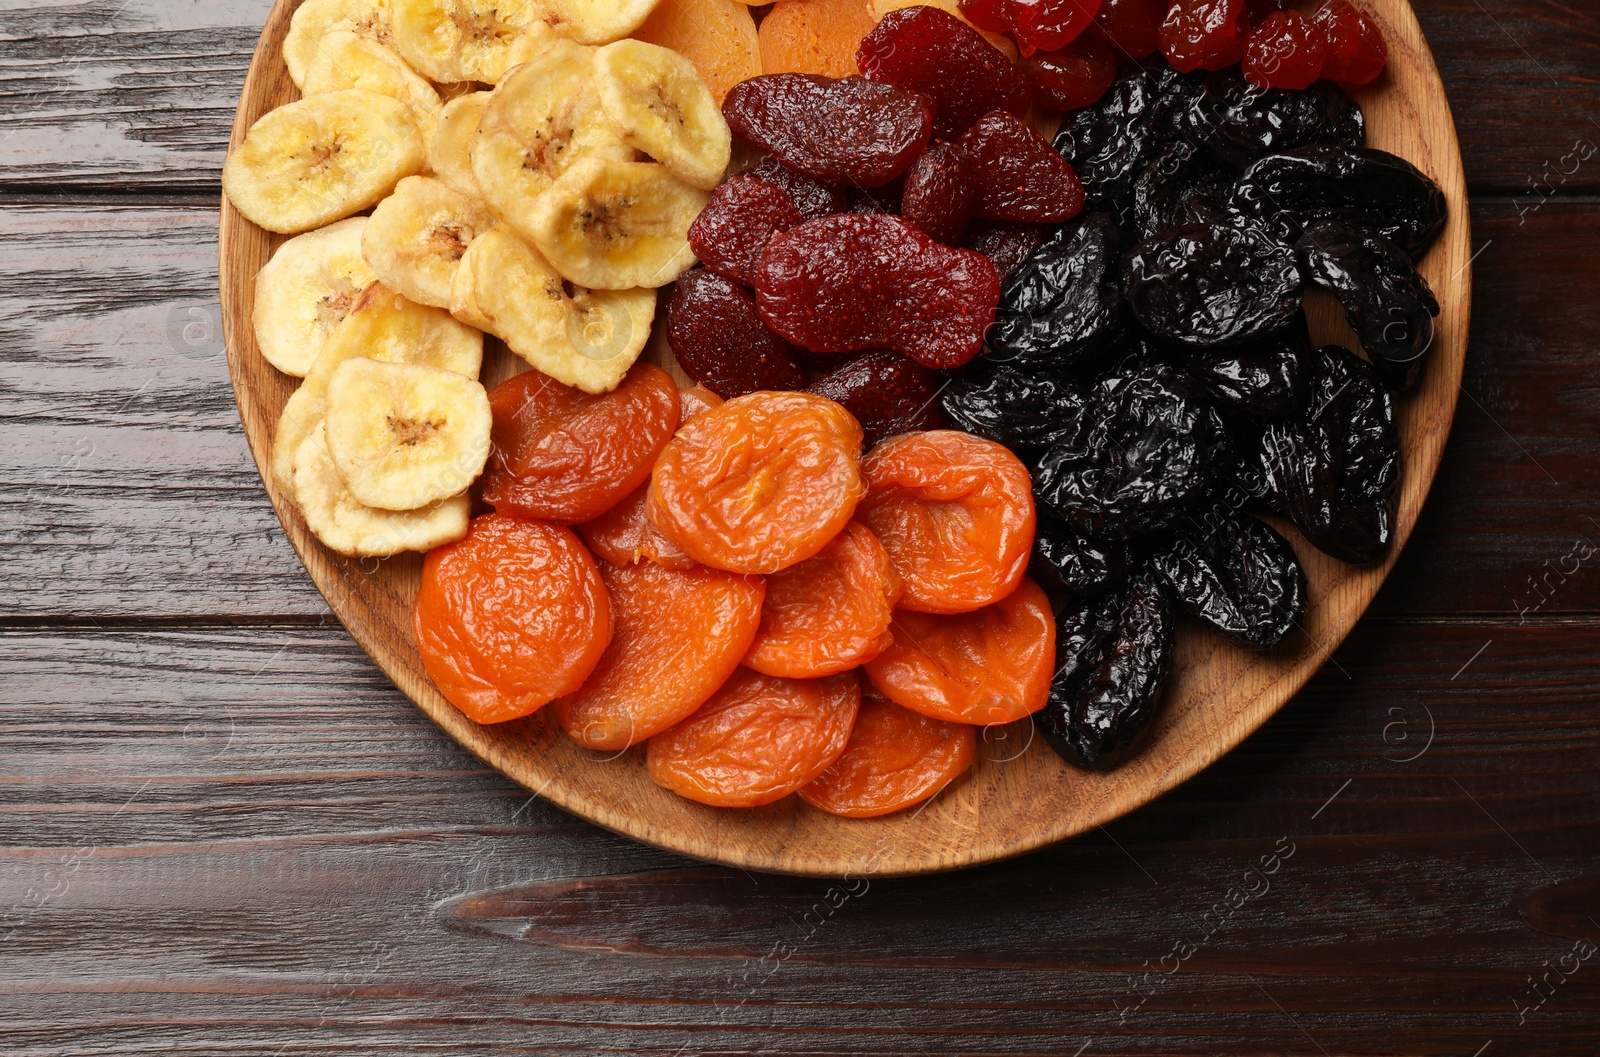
[1121,221,1304,347]
[688,175,803,287]
[798,693,976,818]
[1094,0,1166,58]
[1181,71,1365,169]
[746,158,849,221]
[667,268,806,399]
[901,141,978,245]
[1153,509,1306,647]
[989,211,1123,367]
[1160,0,1250,72]
[1022,29,1119,112]
[1242,10,1326,90]
[1314,0,1387,87]
[1013,0,1106,56]
[958,110,1086,223]
[806,350,946,449]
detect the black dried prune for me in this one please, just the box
[1121,221,1303,347]
[1296,219,1440,391]
[1036,569,1175,769]
[1185,314,1313,418]
[1180,71,1364,169]
[988,212,1124,367]
[1132,139,1235,241]
[941,363,1088,453]
[1231,145,1448,257]
[1053,63,1172,209]
[1152,510,1306,648]
[1032,515,1134,595]
[1261,344,1400,563]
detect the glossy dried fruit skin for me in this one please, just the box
[648,668,860,807]
[1182,72,1366,170]
[799,693,976,818]
[1160,0,1250,72]
[754,214,1001,370]
[1053,62,1187,208]
[553,561,766,751]
[1121,221,1304,347]
[1036,568,1174,768]
[722,74,934,188]
[807,350,946,449]
[1314,0,1387,87]
[746,158,849,221]
[1131,138,1234,241]
[866,577,1055,724]
[941,364,1088,455]
[1094,0,1166,58]
[1031,514,1133,594]
[744,522,904,677]
[1015,0,1106,55]
[1153,509,1306,647]
[1242,10,1326,90]
[1260,344,1399,563]
[667,269,807,399]
[859,430,1037,613]
[1296,219,1440,391]
[901,141,978,245]
[688,175,804,287]
[1022,30,1119,111]
[963,219,1050,281]
[989,211,1123,367]
[415,515,612,725]
[1186,315,1313,418]
[649,391,866,575]
[1231,145,1448,259]
[579,482,697,570]
[958,111,1086,223]
[858,6,1033,141]
[482,362,681,524]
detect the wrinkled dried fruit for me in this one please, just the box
[1031,514,1133,594]
[1160,0,1250,72]
[1131,138,1234,241]
[860,6,1033,140]
[746,157,850,220]
[1021,29,1119,111]
[1122,221,1304,347]
[1153,509,1306,647]
[901,141,978,244]
[798,692,976,818]
[941,364,1088,454]
[989,211,1123,367]
[579,482,697,571]
[1094,0,1166,58]
[667,268,807,398]
[1053,62,1186,207]
[1242,10,1327,90]
[963,219,1051,281]
[1314,0,1387,86]
[958,110,1086,223]
[807,350,946,448]
[1186,315,1313,418]
[688,174,804,286]
[1181,71,1366,169]
[1013,0,1105,55]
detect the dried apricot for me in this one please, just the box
[554,561,766,751]
[648,391,867,575]
[632,0,762,105]
[744,521,903,677]
[647,668,860,806]
[579,483,697,570]
[677,384,725,421]
[415,514,612,725]
[798,692,976,818]
[857,430,1036,613]
[758,0,879,78]
[482,362,680,524]
[863,577,1055,724]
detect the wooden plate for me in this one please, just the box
[220,0,1471,877]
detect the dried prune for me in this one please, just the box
[1095,0,1166,59]
[723,74,934,188]
[688,175,803,287]
[807,350,946,448]
[858,5,1033,141]
[1034,364,1227,538]
[959,111,1086,223]
[1153,509,1306,647]
[1160,0,1250,72]
[667,268,806,398]
[1031,514,1134,594]
[1296,219,1440,391]
[964,219,1050,281]
[1131,138,1235,241]
[1232,145,1448,258]
[1122,221,1304,347]
[1022,30,1119,111]
[1036,568,1174,769]
[989,212,1123,367]
[1054,63,1174,207]
[754,214,1001,369]
[1314,0,1387,87]
[901,141,977,244]
[1185,315,1313,418]
[1260,344,1400,563]
[941,364,1088,454]
[1181,71,1365,168]
[746,158,849,220]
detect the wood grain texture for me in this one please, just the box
[218,0,1472,876]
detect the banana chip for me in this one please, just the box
[253,217,377,378]
[363,175,497,308]
[292,424,470,556]
[538,0,662,45]
[429,90,493,198]
[302,30,443,144]
[284,0,394,89]
[391,0,547,84]
[592,39,730,190]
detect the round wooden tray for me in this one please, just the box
[220,0,1471,877]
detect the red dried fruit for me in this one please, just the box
[848,175,904,216]
[964,219,1049,281]
[1093,0,1166,58]
[667,268,806,399]
[688,175,804,287]
[960,0,1015,34]
[722,74,934,188]
[1314,0,1386,86]
[807,350,946,448]
[901,141,977,244]
[1243,10,1327,90]
[1022,28,1119,111]
[957,110,1085,223]
[1160,0,1252,72]
[857,5,1033,141]
[746,157,849,220]
[1011,0,1105,55]
[754,214,1001,370]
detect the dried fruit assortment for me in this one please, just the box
[235,0,1445,819]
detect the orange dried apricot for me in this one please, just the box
[864,577,1055,725]
[798,692,976,818]
[648,391,866,575]
[647,668,860,807]
[743,521,902,677]
[857,429,1036,614]
[482,362,680,524]
[554,561,766,751]
[758,0,878,77]
[633,0,763,105]
[677,384,725,421]
[414,514,612,725]
[579,482,697,570]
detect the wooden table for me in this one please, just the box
[2,2,1597,1052]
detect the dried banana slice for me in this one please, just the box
[301,30,444,144]
[293,424,470,556]
[222,90,425,235]
[453,227,655,393]
[362,176,496,308]
[272,385,328,499]
[527,158,708,290]
[283,0,394,89]
[253,217,376,378]
[323,358,492,510]
[538,0,662,45]
[391,0,545,84]
[429,90,493,197]
[592,39,730,190]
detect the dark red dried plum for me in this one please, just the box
[1231,145,1448,258]
[667,269,805,399]
[1296,219,1439,391]
[1179,71,1365,168]
[901,142,977,244]
[963,219,1051,281]
[857,5,1032,141]
[746,158,849,221]
[1032,515,1134,595]
[959,110,1085,223]
[1121,221,1304,347]
[941,363,1088,453]
[1152,510,1305,647]
[1132,138,1235,241]
[754,214,1000,370]
[807,350,945,448]
[1260,344,1400,563]
[1185,315,1313,418]
[687,175,803,287]
[722,74,933,189]
[989,212,1124,367]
